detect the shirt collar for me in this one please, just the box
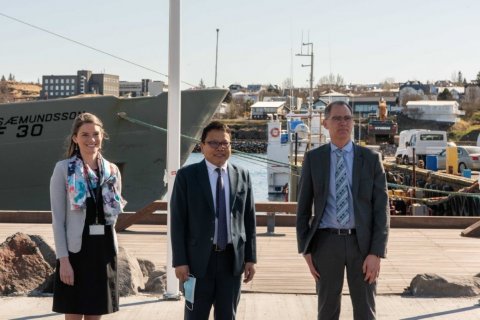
[205,159,228,173]
[330,141,353,154]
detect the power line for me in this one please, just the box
[0,12,197,88]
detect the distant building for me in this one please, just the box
[436,86,464,101]
[400,81,437,95]
[250,101,287,119]
[41,70,119,99]
[318,90,349,103]
[119,79,165,97]
[405,100,464,123]
[350,96,399,117]
[228,84,245,93]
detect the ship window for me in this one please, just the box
[61,85,64,90]
[61,79,64,84]
[55,79,59,84]
[45,79,49,84]
[55,85,59,90]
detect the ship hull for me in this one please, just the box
[0,89,227,211]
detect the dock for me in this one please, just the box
[1,223,479,295]
[1,223,480,319]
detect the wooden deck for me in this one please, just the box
[1,223,479,295]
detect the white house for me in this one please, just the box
[405,100,464,123]
[250,101,286,119]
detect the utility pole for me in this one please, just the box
[214,28,219,87]
[296,42,314,147]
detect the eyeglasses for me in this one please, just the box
[328,115,354,123]
[205,141,231,148]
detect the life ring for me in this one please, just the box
[270,127,280,137]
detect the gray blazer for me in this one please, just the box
[296,143,390,258]
[171,160,257,278]
[50,159,120,259]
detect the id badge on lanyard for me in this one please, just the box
[85,164,105,236]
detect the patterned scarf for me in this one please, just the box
[67,154,126,225]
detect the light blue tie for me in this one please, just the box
[335,149,350,226]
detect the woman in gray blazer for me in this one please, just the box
[50,113,125,319]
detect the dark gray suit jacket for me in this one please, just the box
[296,143,390,258]
[171,160,257,278]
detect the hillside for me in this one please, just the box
[0,81,41,103]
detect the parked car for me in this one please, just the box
[437,146,480,171]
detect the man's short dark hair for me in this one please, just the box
[325,101,353,119]
[201,121,231,143]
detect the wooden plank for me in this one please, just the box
[461,219,480,238]
[115,201,166,232]
[1,206,479,230]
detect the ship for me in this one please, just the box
[0,89,228,211]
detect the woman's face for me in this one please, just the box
[72,123,103,157]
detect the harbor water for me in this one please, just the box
[184,152,272,201]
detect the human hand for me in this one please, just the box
[59,257,74,286]
[303,253,320,281]
[362,254,381,284]
[175,265,190,282]
[243,262,256,283]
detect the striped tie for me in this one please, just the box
[335,149,350,226]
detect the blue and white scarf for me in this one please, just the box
[67,154,126,225]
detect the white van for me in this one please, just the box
[395,129,421,163]
[396,130,447,164]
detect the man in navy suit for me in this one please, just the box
[171,121,257,320]
[296,101,389,319]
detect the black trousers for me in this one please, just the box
[185,244,242,320]
[311,230,376,320]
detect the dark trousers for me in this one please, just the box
[311,230,376,320]
[185,244,241,320]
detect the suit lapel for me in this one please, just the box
[352,144,363,199]
[227,163,238,217]
[196,160,215,215]
[322,145,331,201]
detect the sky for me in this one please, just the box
[1,0,480,89]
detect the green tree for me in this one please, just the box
[0,75,5,82]
[476,71,480,84]
[438,88,453,100]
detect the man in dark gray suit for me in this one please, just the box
[171,121,257,320]
[296,101,389,320]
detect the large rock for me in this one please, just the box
[0,233,54,295]
[137,258,156,278]
[144,269,166,294]
[409,273,480,297]
[117,246,145,296]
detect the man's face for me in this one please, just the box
[323,104,354,146]
[201,129,232,167]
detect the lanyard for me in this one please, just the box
[83,162,103,224]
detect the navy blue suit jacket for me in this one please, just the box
[171,160,257,278]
